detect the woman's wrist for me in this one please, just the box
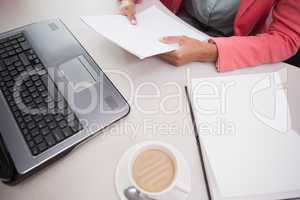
[195,42,218,62]
[205,43,218,62]
[207,39,218,62]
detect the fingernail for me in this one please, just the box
[131,19,137,25]
[160,37,165,42]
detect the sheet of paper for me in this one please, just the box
[191,69,300,198]
[81,6,209,59]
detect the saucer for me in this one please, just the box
[115,141,191,200]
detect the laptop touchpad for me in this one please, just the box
[59,56,96,92]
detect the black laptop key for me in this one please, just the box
[44,115,53,123]
[28,86,36,93]
[3,75,11,82]
[16,65,24,72]
[16,117,23,124]
[1,71,8,78]
[53,128,64,142]
[38,120,46,129]
[7,65,15,72]
[6,80,14,88]
[31,128,40,137]
[70,120,82,133]
[31,74,39,81]
[17,37,25,42]
[33,59,40,65]
[48,121,57,129]
[0,60,5,71]
[33,135,43,144]
[3,90,9,96]
[5,46,13,51]
[31,147,39,156]
[3,42,9,47]
[55,114,63,122]
[0,33,83,156]
[41,127,50,136]
[0,38,8,44]
[19,53,30,66]
[6,95,13,102]
[34,96,43,104]
[13,43,19,49]
[34,80,42,87]
[19,122,26,129]
[27,121,36,130]
[41,90,48,98]
[33,114,43,122]
[25,134,32,142]
[38,142,47,152]
[28,141,35,148]
[24,115,32,123]
[31,92,40,98]
[4,56,18,66]
[24,96,33,104]
[28,55,34,61]
[11,40,18,45]
[62,127,73,137]
[10,69,18,76]
[37,85,45,92]
[14,110,21,118]
[15,61,21,67]
[45,135,55,147]
[8,50,16,56]
[34,64,43,71]
[25,80,33,87]
[58,120,67,128]
[20,41,30,51]
[1,52,9,59]
[8,99,15,107]
[16,48,22,53]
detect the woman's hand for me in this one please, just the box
[159,36,218,66]
[120,0,137,25]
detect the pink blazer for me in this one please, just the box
[147,0,300,72]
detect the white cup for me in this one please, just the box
[128,142,190,200]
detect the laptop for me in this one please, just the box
[0,19,130,184]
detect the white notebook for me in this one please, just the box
[191,68,300,198]
[81,6,209,59]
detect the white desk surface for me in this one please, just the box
[0,0,297,200]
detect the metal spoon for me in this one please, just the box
[124,186,156,200]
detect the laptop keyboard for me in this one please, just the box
[0,33,83,156]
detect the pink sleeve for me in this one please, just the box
[211,0,300,72]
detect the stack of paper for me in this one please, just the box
[81,6,209,59]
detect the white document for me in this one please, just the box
[81,6,209,59]
[191,68,300,198]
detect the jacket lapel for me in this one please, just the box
[161,0,182,13]
[236,0,256,18]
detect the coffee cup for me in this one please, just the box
[128,142,190,200]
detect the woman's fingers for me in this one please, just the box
[122,9,137,25]
[120,2,137,25]
[159,53,173,61]
[159,54,174,65]
[160,36,184,45]
[127,12,137,25]
[159,51,183,66]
